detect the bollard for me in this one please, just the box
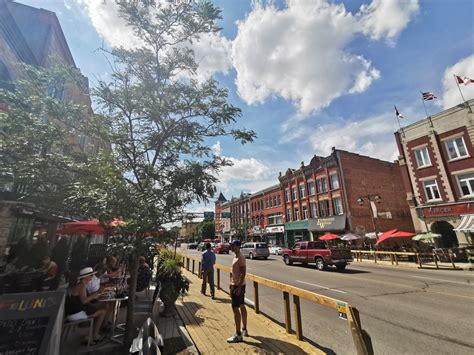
[217,269,221,290]
[192,259,195,274]
[394,253,398,266]
[293,295,303,340]
[433,253,439,269]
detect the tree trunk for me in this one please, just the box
[125,256,139,348]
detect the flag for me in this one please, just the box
[455,75,474,85]
[394,105,404,119]
[422,92,437,101]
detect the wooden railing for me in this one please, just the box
[182,254,373,355]
[351,250,457,269]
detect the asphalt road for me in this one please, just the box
[180,248,474,355]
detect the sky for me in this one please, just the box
[19,0,474,214]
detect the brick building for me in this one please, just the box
[0,0,101,254]
[215,148,413,247]
[279,149,413,247]
[395,100,474,247]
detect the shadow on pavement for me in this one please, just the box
[255,310,336,355]
[246,335,335,355]
[176,302,205,325]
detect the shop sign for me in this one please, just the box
[284,220,309,231]
[308,215,346,232]
[422,203,474,217]
[265,226,284,233]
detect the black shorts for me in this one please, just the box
[83,303,99,315]
[231,285,246,308]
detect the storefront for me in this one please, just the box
[284,221,310,247]
[308,214,347,239]
[420,203,474,247]
[264,225,284,246]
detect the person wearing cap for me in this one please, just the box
[66,267,107,344]
[200,243,216,299]
[226,240,248,343]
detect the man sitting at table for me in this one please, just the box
[136,256,152,292]
[35,256,58,290]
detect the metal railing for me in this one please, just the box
[182,254,373,355]
[351,250,457,269]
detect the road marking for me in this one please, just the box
[296,280,347,294]
[409,275,473,286]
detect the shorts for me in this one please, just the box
[230,285,246,308]
[83,303,99,315]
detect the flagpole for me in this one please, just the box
[454,75,472,113]
[420,91,433,127]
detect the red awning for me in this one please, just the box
[375,230,416,245]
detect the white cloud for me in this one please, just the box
[211,141,222,156]
[440,54,474,109]
[75,0,231,80]
[232,0,417,115]
[358,0,419,42]
[309,113,404,162]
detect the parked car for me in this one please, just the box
[268,245,283,255]
[197,242,207,251]
[282,241,352,271]
[187,242,199,250]
[213,243,230,254]
[241,242,270,260]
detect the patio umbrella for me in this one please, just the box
[319,233,340,241]
[58,219,125,235]
[375,230,416,245]
[341,233,361,241]
[364,232,382,239]
[412,232,441,241]
[203,238,213,242]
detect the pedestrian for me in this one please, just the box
[201,243,216,299]
[226,240,248,343]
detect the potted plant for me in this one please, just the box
[157,252,189,317]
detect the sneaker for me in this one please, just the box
[226,333,243,343]
[242,329,248,337]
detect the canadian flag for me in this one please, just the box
[455,75,474,85]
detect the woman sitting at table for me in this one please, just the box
[87,264,114,327]
[66,267,107,344]
[106,256,122,279]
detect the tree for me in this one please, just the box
[70,1,255,345]
[231,222,251,241]
[0,64,90,215]
[200,221,215,239]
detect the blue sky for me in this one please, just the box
[20,0,474,211]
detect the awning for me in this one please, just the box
[454,214,474,232]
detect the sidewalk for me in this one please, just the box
[177,269,323,354]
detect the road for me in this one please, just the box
[180,249,474,355]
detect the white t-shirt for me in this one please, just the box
[86,275,100,293]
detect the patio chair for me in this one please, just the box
[62,317,94,350]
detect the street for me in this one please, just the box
[181,249,474,355]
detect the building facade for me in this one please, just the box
[0,0,100,254]
[396,100,474,247]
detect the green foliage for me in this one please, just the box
[0,64,91,214]
[157,250,188,294]
[231,222,251,239]
[200,221,215,239]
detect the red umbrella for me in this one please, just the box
[203,238,213,242]
[58,219,125,235]
[319,233,340,241]
[375,230,416,245]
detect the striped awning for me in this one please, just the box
[454,214,474,232]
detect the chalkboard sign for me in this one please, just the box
[0,291,65,355]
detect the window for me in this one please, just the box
[308,181,315,195]
[294,207,299,221]
[291,187,297,201]
[300,243,307,250]
[317,177,328,193]
[446,137,468,160]
[333,197,343,215]
[330,174,340,190]
[286,208,292,221]
[310,202,318,218]
[302,205,308,220]
[273,195,277,206]
[458,173,474,197]
[285,189,290,202]
[269,197,273,208]
[414,147,431,168]
[423,180,441,201]
[268,214,283,225]
[318,200,330,217]
[266,198,269,208]
[277,194,281,205]
[299,184,306,198]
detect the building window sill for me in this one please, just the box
[459,195,474,200]
[417,164,433,170]
[425,199,443,203]
[448,155,471,163]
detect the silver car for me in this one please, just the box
[241,242,270,260]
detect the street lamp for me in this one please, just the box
[357,194,382,239]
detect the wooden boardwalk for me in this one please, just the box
[177,269,323,354]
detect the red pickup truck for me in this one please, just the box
[282,241,352,271]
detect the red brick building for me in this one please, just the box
[279,149,413,246]
[395,100,474,247]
